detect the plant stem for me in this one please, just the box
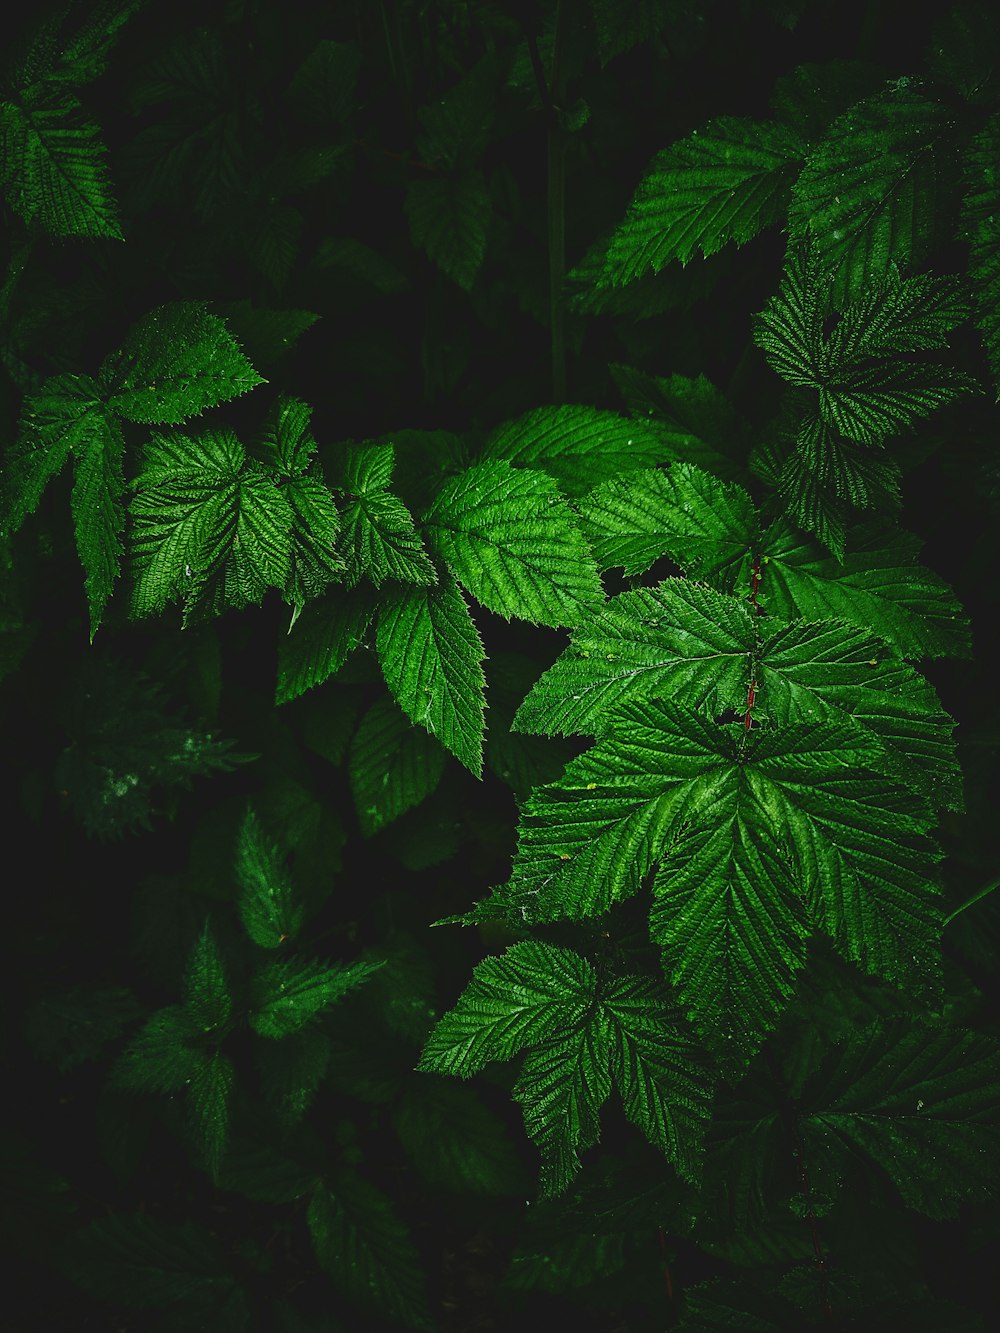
[743,556,761,729]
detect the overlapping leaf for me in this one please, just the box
[423,458,603,626]
[275,588,373,704]
[100,303,265,423]
[349,696,445,836]
[789,86,952,306]
[482,404,666,496]
[598,116,805,284]
[490,698,942,1069]
[754,518,971,660]
[130,427,293,623]
[419,941,712,1195]
[340,443,436,587]
[376,574,487,775]
[801,1020,1000,1218]
[576,463,756,583]
[404,170,490,292]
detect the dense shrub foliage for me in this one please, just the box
[2,1,999,1329]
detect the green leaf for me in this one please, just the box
[113,1005,204,1092]
[603,975,713,1183]
[755,518,971,660]
[423,459,603,626]
[376,574,487,776]
[754,248,973,445]
[576,463,756,583]
[802,1020,1000,1218]
[184,922,231,1034]
[393,1080,525,1195]
[961,113,1000,398]
[789,86,953,306]
[71,407,126,637]
[405,169,490,291]
[482,404,666,496]
[23,985,141,1073]
[497,700,942,1068]
[417,941,597,1078]
[0,93,122,238]
[249,957,381,1039]
[349,696,446,837]
[514,1013,615,1198]
[340,443,437,587]
[189,1051,235,1181]
[420,943,714,1195]
[308,1172,431,1329]
[598,116,804,283]
[129,427,293,623]
[758,619,962,808]
[275,588,373,704]
[608,364,749,481]
[66,1214,245,1315]
[288,39,361,125]
[236,805,304,948]
[100,302,265,424]
[513,579,752,737]
[2,374,101,536]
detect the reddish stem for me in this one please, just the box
[743,556,762,729]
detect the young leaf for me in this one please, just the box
[349,696,445,837]
[598,117,805,284]
[308,1172,431,1329]
[376,574,487,776]
[184,922,231,1034]
[340,443,437,587]
[482,404,666,496]
[236,805,303,948]
[248,957,381,1039]
[100,302,265,424]
[423,459,603,626]
[576,463,756,584]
